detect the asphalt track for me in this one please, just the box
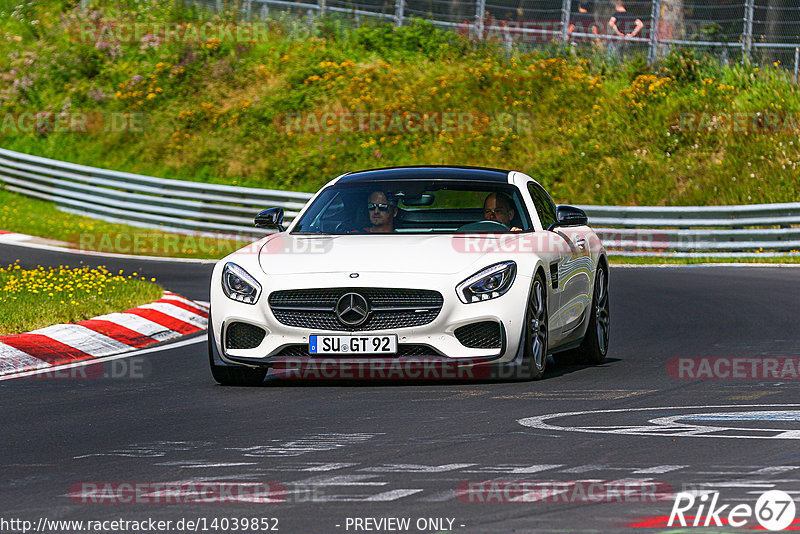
[2,242,800,533]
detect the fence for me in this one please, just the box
[189,0,800,73]
[1,148,798,258]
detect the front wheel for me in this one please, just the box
[572,264,610,364]
[208,331,267,386]
[521,274,548,380]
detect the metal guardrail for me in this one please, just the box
[582,203,800,257]
[0,148,798,257]
[0,148,312,239]
[580,203,800,256]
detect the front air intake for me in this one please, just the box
[225,322,266,350]
[454,321,502,349]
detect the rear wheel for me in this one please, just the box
[208,330,267,386]
[521,274,548,380]
[572,265,610,364]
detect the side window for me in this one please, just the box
[527,182,557,230]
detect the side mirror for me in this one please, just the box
[255,207,285,231]
[549,205,588,230]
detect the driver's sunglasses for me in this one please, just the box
[367,203,390,212]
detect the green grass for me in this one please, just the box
[0,188,248,258]
[0,0,798,207]
[0,262,164,335]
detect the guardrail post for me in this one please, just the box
[395,0,404,27]
[795,47,799,83]
[216,0,223,12]
[560,0,572,42]
[475,0,486,40]
[319,0,326,17]
[648,0,661,64]
[743,0,754,62]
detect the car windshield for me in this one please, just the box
[292,180,532,234]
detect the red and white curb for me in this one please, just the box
[0,291,208,377]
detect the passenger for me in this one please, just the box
[483,192,522,231]
[364,191,398,233]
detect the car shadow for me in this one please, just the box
[544,355,622,379]
[241,356,623,387]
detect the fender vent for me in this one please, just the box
[225,322,266,350]
[454,321,502,349]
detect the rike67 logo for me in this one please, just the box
[668,490,796,531]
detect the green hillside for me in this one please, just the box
[1,0,799,206]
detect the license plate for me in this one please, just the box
[309,335,397,355]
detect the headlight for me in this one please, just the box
[221,262,262,304]
[456,261,517,304]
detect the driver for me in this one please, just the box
[364,190,398,233]
[483,192,521,231]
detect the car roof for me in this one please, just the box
[336,165,511,184]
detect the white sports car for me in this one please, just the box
[209,166,609,385]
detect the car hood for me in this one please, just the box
[257,233,514,275]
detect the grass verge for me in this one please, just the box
[0,262,164,335]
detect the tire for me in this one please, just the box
[521,273,548,380]
[208,329,267,386]
[572,264,610,365]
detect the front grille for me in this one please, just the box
[225,322,266,350]
[454,321,502,349]
[268,288,443,331]
[273,344,443,358]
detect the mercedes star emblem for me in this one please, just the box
[335,292,369,326]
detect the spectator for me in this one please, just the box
[568,1,599,40]
[608,0,644,39]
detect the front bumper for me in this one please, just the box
[210,271,531,367]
